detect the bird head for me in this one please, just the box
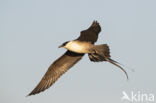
[59,41,69,48]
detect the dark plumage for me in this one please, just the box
[77,21,101,44]
[28,51,84,96]
[28,21,99,96]
[88,44,110,62]
[28,21,128,96]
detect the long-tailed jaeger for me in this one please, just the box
[28,21,128,96]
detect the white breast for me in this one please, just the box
[65,41,91,53]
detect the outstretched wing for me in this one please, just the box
[77,21,101,44]
[28,51,84,96]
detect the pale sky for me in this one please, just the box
[0,0,156,103]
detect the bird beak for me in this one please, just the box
[58,45,63,48]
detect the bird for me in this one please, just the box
[28,21,128,96]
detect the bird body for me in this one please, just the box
[28,21,128,96]
[63,40,94,54]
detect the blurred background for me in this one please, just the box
[0,0,156,103]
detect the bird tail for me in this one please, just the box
[88,44,110,62]
[88,44,129,80]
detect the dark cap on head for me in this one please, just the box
[59,41,69,48]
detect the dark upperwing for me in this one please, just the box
[28,51,84,96]
[28,21,101,96]
[77,21,101,44]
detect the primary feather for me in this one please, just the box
[28,51,84,96]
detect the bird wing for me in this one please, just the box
[77,21,101,44]
[28,51,84,96]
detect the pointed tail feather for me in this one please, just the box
[88,44,129,80]
[104,56,129,80]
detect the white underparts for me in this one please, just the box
[64,41,93,53]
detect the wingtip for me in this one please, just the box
[26,93,31,97]
[88,20,101,33]
[27,89,40,97]
[27,91,40,97]
[26,92,33,97]
[27,90,41,96]
[91,20,99,26]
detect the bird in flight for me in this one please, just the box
[28,21,128,96]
